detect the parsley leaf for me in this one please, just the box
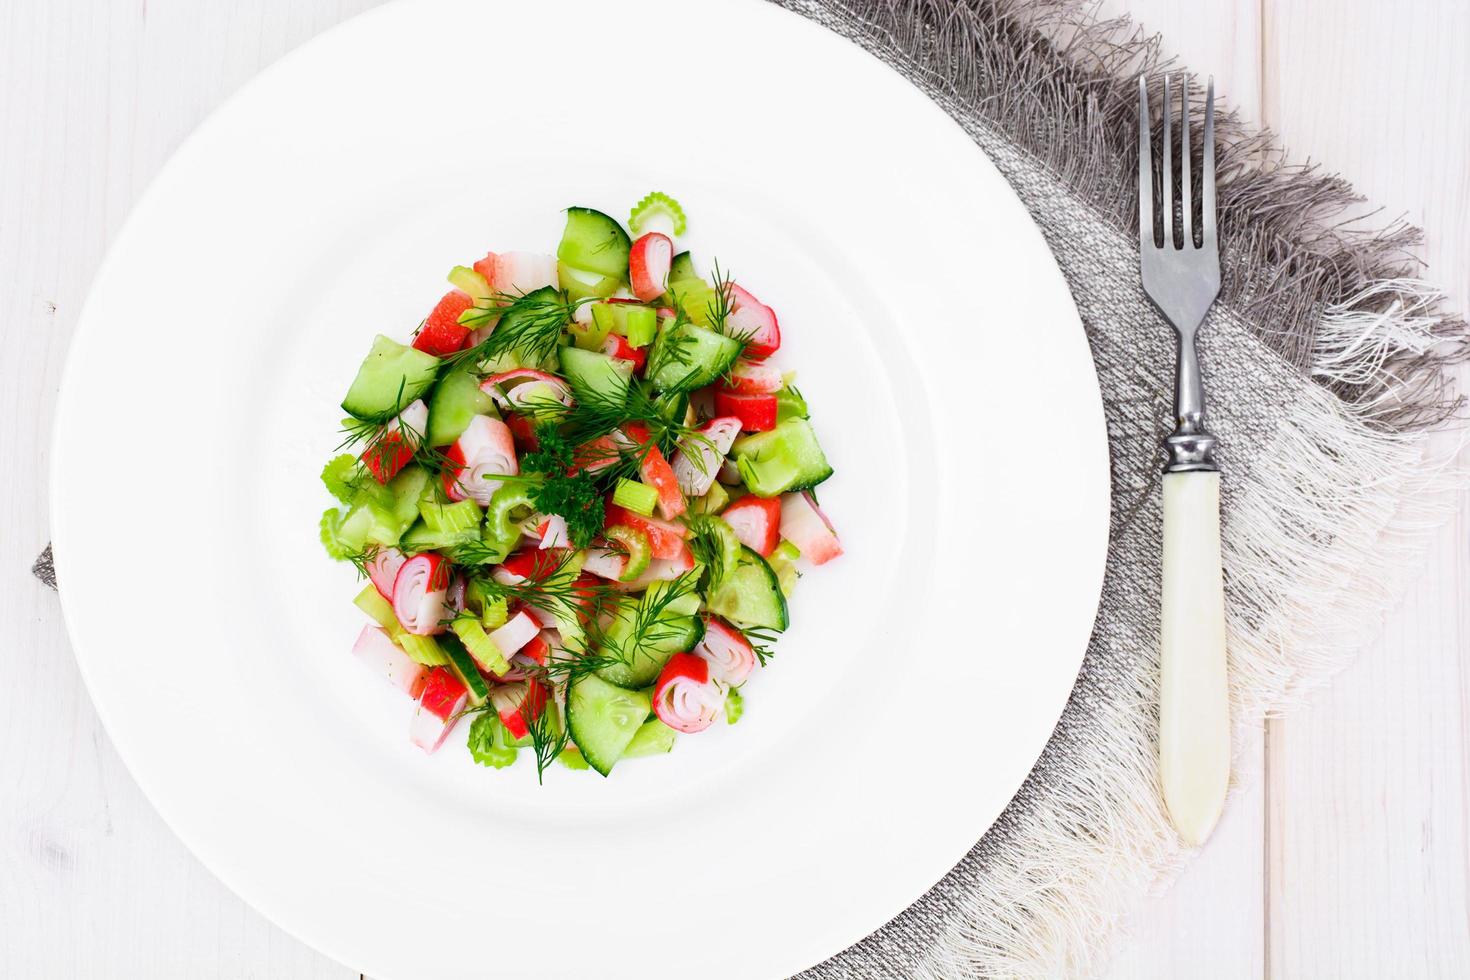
[520,423,606,548]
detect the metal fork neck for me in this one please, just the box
[1164,329,1218,472]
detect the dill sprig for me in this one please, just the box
[525,694,570,784]
[743,625,780,667]
[469,551,618,627]
[449,289,590,368]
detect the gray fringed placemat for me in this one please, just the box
[37,1,1467,977]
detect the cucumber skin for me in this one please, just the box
[732,418,834,497]
[558,346,632,407]
[707,547,789,631]
[668,251,697,282]
[648,321,742,392]
[437,633,490,705]
[341,335,440,422]
[427,362,498,447]
[557,207,632,280]
[567,675,652,777]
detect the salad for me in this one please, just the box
[319,193,842,778]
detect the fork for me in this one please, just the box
[1138,75,1229,847]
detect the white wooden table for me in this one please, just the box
[2,1,1465,976]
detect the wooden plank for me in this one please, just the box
[1261,0,1470,975]
[0,0,376,976]
[1092,0,1267,976]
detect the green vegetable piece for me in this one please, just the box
[623,718,678,758]
[319,508,353,560]
[774,385,809,423]
[628,191,687,237]
[438,632,491,706]
[725,686,744,725]
[612,477,658,517]
[731,418,833,497]
[622,306,657,348]
[341,335,440,422]
[558,747,591,770]
[419,497,483,535]
[398,633,450,667]
[426,361,499,447]
[447,265,492,302]
[559,346,632,408]
[603,524,652,582]
[467,713,518,769]
[557,207,631,279]
[451,616,510,675]
[566,674,652,776]
[573,305,615,351]
[558,263,622,301]
[706,546,789,631]
[354,584,400,636]
[668,250,697,283]
[690,481,730,515]
[321,455,364,504]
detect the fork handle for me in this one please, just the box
[1159,470,1230,846]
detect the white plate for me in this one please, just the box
[51,1,1109,977]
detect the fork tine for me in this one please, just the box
[1162,75,1173,249]
[1180,75,1192,248]
[1202,76,1216,240]
[1138,76,1153,248]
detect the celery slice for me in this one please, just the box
[354,584,400,635]
[558,747,590,770]
[398,633,450,666]
[772,540,801,562]
[603,524,651,582]
[690,481,730,516]
[612,478,658,517]
[622,306,656,348]
[724,686,744,725]
[420,497,483,535]
[321,454,364,504]
[486,485,537,543]
[467,713,518,769]
[628,190,687,237]
[452,616,510,675]
[319,508,354,560]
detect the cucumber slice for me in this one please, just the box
[647,319,742,392]
[341,335,440,422]
[706,546,789,631]
[400,518,478,552]
[669,251,697,283]
[594,596,704,688]
[731,418,833,496]
[566,674,651,776]
[623,718,678,758]
[427,361,498,447]
[558,346,632,407]
[557,207,631,279]
[438,633,491,706]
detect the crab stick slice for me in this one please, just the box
[490,679,549,740]
[623,423,685,519]
[492,252,558,296]
[721,496,781,557]
[444,415,518,506]
[653,653,726,734]
[780,491,843,565]
[351,625,428,697]
[712,389,777,433]
[393,553,450,635]
[604,503,689,560]
[726,283,780,359]
[628,232,673,302]
[488,609,541,659]
[412,291,474,356]
[361,399,429,483]
[721,360,784,395]
[671,416,741,498]
[481,369,575,414]
[365,547,408,602]
[410,667,468,753]
[694,617,758,685]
